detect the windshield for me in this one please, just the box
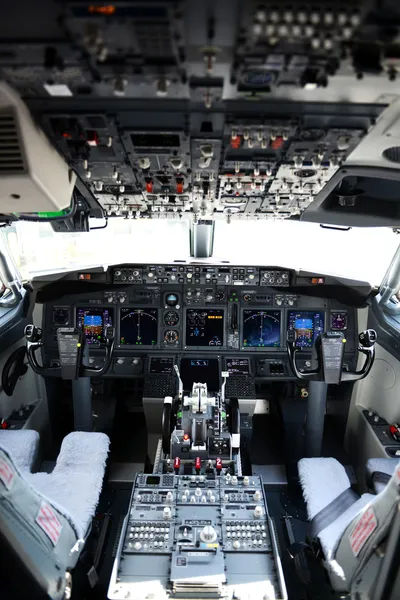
[2,219,399,286]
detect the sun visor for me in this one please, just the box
[0,82,76,215]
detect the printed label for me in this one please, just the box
[35,501,63,546]
[176,557,187,567]
[0,456,15,490]
[349,506,377,557]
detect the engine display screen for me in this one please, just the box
[226,358,250,375]
[242,310,281,347]
[149,357,174,374]
[76,308,113,344]
[180,358,220,392]
[120,308,158,346]
[287,311,325,348]
[185,309,224,347]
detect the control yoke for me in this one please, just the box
[25,325,115,380]
[287,329,377,384]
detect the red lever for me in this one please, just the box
[176,179,184,194]
[145,179,153,193]
[174,457,181,474]
[195,457,201,473]
[216,457,222,473]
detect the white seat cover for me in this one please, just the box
[25,431,110,539]
[0,429,39,471]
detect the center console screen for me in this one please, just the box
[185,309,224,347]
[180,358,220,392]
[76,307,113,344]
[149,357,174,374]
[120,308,158,346]
[226,358,250,375]
[287,311,325,348]
[242,310,281,347]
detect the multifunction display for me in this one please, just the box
[149,357,174,374]
[76,307,113,344]
[185,309,224,347]
[226,358,250,375]
[287,311,325,348]
[180,358,220,392]
[242,310,281,347]
[120,308,158,346]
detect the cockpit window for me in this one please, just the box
[1,219,399,287]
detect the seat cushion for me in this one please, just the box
[0,429,39,471]
[298,458,374,559]
[26,431,110,539]
[366,458,399,494]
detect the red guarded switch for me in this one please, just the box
[145,179,153,193]
[87,130,100,146]
[195,456,201,473]
[216,457,222,473]
[174,457,181,474]
[176,179,184,194]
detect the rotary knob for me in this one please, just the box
[243,476,250,486]
[231,476,238,486]
[233,540,241,549]
[195,487,202,497]
[163,507,172,520]
[166,491,173,503]
[200,525,217,543]
[134,542,142,551]
[254,490,262,501]
[254,506,263,518]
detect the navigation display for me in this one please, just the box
[242,310,281,347]
[180,358,220,392]
[226,358,250,375]
[287,311,325,348]
[120,308,158,346]
[185,309,224,347]
[149,357,174,374]
[76,308,113,344]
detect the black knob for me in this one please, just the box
[359,329,377,348]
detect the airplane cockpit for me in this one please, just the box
[1,2,400,599]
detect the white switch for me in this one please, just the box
[233,540,241,549]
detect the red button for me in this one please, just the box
[271,136,284,150]
[230,135,242,149]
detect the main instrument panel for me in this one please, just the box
[109,473,287,600]
[41,263,358,380]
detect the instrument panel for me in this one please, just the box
[43,267,358,380]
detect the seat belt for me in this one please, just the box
[371,471,391,489]
[309,487,360,539]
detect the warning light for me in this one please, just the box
[88,5,116,15]
[311,277,325,285]
[183,434,190,441]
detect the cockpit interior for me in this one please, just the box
[1,2,400,599]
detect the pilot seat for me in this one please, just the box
[298,456,400,594]
[0,430,109,598]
